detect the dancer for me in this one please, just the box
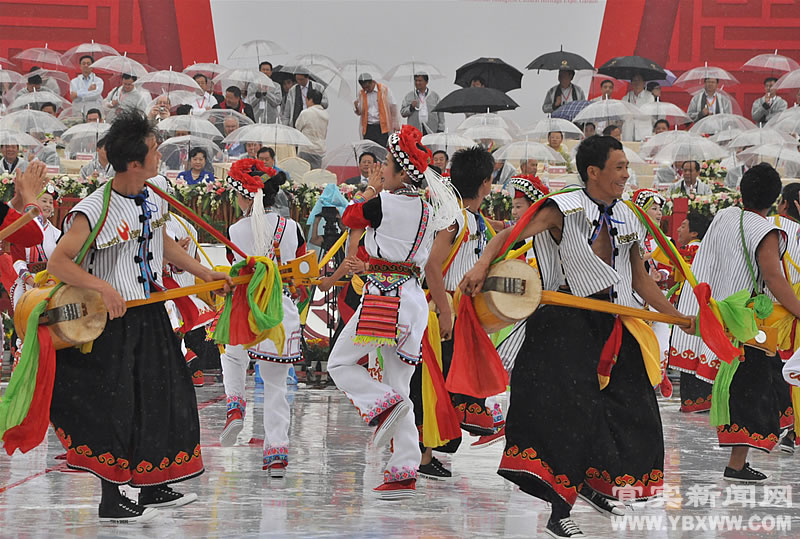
[47,111,232,523]
[328,125,459,499]
[218,159,306,478]
[671,164,800,483]
[461,136,694,538]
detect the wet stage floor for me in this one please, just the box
[2,377,800,538]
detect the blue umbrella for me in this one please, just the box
[551,100,590,121]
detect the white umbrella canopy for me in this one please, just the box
[156,116,222,140]
[322,140,388,169]
[91,53,149,78]
[143,90,198,115]
[773,69,800,91]
[493,141,565,163]
[674,64,739,88]
[622,146,646,164]
[384,61,446,81]
[7,90,69,113]
[573,99,642,124]
[228,40,287,62]
[765,106,800,135]
[0,129,44,148]
[213,69,277,94]
[223,123,312,147]
[640,130,697,159]
[57,104,110,127]
[460,125,513,146]
[62,41,120,66]
[652,136,727,163]
[339,59,384,87]
[200,109,254,136]
[183,62,230,78]
[61,121,111,154]
[13,45,67,68]
[638,101,691,125]
[136,70,202,95]
[420,132,476,154]
[299,64,351,99]
[741,50,800,73]
[0,109,66,135]
[689,113,756,136]
[728,128,795,150]
[294,53,340,71]
[457,113,521,135]
[521,117,584,140]
[739,143,800,168]
[709,127,744,145]
[18,67,70,95]
[159,135,222,168]
[0,68,23,86]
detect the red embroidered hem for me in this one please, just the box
[584,467,664,501]
[780,408,794,430]
[681,397,712,413]
[717,424,779,452]
[457,403,494,431]
[499,445,579,505]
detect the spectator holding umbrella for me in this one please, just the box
[752,77,787,125]
[69,55,104,116]
[353,73,399,147]
[542,70,586,114]
[687,78,732,121]
[400,72,444,135]
[621,74,654,141]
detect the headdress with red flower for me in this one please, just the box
[227,158,279,199]
[632,188,664,211]
[508,174,549,203]
[388,125,432,185]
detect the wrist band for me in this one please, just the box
[24,203,39,213]
[365,185,377,195]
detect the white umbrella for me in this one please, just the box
[156,116,222,140]
[61,122,111,154]
[420,132,476,154]
[57,104,111,127]
[91,53,148,78]
[573,99,642,124]
[622,146,646,164]
[293,64,351,99]
[775,69,800,91]
[766,107,800,135]
[742,50,800,73]
[62,41,120,66]
[159,135,222,169]
[689,113,756,136]
[384,61,445,81]
[13,44,66,68]
[223,123,312,147]
[339,59,384,88]
[213,69,277,94]
[709,127,743,145]
[521,117,584,140]
[183,62,230,78]
[294,53,340,71]
[228,40,287,62]
[457,113,521,135]
[322,140,388,169]
[728,128,795,150]
[8,90,69,113]
[200,109,254,136]
[674,63,739,88]
[739,143,800,168]
[638,101,691,125]
[0,129,44,148]
[493,141,565,163]
[144,91,198,115]
[17,68,70,95]
[460,125,513,146]
[0,109,66,134]
[640,130,697,159]
[0,68,23,86]
[137,69,202,95]
[652,136,727,163]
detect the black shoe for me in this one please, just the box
[780,433,796,455]
[723,462,768,483]
[99,496,158,523]
[418,457,452,480]
[545,517,586,538]
[579,488,624,517]
[139,485,198,508]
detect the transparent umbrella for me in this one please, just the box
[0,109,66,135]
[640,130,696,159]
[420,132,476,154]
[384,61,445,89]
[293,64,351,99]
[13,45,66,68]
[521,117,584,140]
[213,69,277,94]
[91,53,149,78]
[19,68,70,95]
[144,91,198,115]
[156,116,222,140]
[742,50,800,74]
[710,127,743,146]
[339,59,384,89]
[652,136,727,163]
[159,135,222,170]
[573,99,642,124]
[200,109,254,137]
[62,41,120,66]
[739,143,800,169]
[623,146,646,164]
[223,123,312,147]
[183,62,230,78]
[57,105,107,127]
[674,63,739,88]
[0,68,23,86]
[775,69,800,91]
[460,125,513,146]
[689,113,755,136]
[457,113,521,136]
[294,53,340,71]
[0,129,44,148]
[0,57,16,68]
[322,140,388,169]
[728,128,795,150]
[228,40,287,62]
[766,106,800,135]
[136,69,202,95]
[638,101,691,125]
[8,90,69,113]
[493,141,565,163]
[61,122,111,154]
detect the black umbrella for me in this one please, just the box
[270,65,295,86]
[433,87,518,114]
[597,55,666,81]
[271,64,328,87]
[526,46,594,72]
[454,57,523,92]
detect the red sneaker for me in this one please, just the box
[192,370,204,387]
[220,408,243,447]
[373,479,416,500]
[373,399,410,448]
[470,425,506,449]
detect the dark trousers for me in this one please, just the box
[364,124,388,147]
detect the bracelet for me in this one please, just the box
[365,185,377,195]
[23,203,39,214]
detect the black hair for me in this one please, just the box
[79,54,94,64]
[654,119,670,130]
[193,73,207,83]
[359,152,377,164]
[259,61,273,71]
[686,212,711,241]
[39,102,56,113]
[781,182,800,221]
[575,135,623,184]
[96,135,107,149]
[188,147,207,161]
[548,130,564,139]
[28,74,42,85]
[432,150,448,161]
[225,86,242,98]
[740,162,782,210]
[257,146,275,159]
[429,165,442,175]
[104,110,156,172]
[682,160,700,172]
[765,76,778,84]
[175,104,192,115]
[414,74,429,83]
[449,146,494,199]
[600,79,614,87]
[122,73,137,81]
[583,122,596,129]
[29,66,40,72]
[306,88,323,105]
[85,108,102,120]
[262,171,287,208]
[560,69,576,77]
[646,81,661,92]
[602,124,620,136]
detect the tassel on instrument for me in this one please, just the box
[420,312,461,448]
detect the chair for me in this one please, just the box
[303,169,337,186]
[277,156,310,182]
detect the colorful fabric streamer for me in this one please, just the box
[420,312,461,448]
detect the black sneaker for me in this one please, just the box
[780,433,796,455]
[545,517,586,538]
[139,485,198,508]
[418,457,452,480]
[723,462,768,483]
[99,496,158,523]
[579,488,625,517]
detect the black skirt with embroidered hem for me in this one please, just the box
[50,303,203,486]
[717,347,782,452]
[497,305,664,507]
[773,357,794,430]
[679,371,713,413]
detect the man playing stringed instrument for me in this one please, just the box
[47,111,232,524]
[461,135,696,539]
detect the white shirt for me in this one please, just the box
[417,89,429,125]
[295,104,329,156]
[622,89,654,141]
[365,87,380,124]
[70,72,104,110]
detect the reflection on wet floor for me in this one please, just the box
[1,379,799,537]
